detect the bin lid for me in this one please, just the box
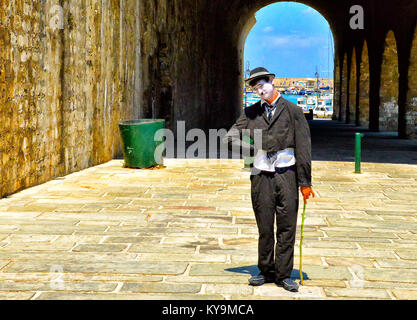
[119,119,165,126]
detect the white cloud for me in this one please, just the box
[264,35,326,49]
[303,7,316,15]
[263,26,274,33]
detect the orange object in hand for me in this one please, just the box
[300,186,315,204]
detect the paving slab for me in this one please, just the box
[255,285,324,299]
[392,290,417,300]
[349,280,417,290]
[205,284,253,295]
[165,276,251,284]
[395,250,417,260]
[0,291,35,300]
[120,283,201,294]
[323,288,391,299]
[0,281,117,292]
[363,269,417,283]
[0,260,10,270]
[0,252,139,262]
[35,292,224,300]
[6,261,188,275]
[138,253,227,263]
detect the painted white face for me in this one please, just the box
[253,79,274,101]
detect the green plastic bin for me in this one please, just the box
[119,119,165,169]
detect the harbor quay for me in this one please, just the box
[273,78,334,92]
[0,121,416,300]
[244,77,334,94]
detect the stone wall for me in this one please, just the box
[0,0,141,198]
[138,0,209,134]
[379,31,399,132]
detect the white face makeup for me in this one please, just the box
[253,79,274,101]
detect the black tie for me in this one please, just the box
[267,105,276,122]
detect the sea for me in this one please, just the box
[243,92,305,107]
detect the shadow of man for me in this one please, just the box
[224,265,310,282]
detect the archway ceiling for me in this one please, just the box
[204,0,349,36]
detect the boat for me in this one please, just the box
[243,91,260,107]
[313,93,333,118]
[297,97,314,120]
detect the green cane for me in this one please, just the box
[299,202,307,286]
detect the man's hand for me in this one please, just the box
[300,186,315,204]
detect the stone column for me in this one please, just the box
[341,53,348,122]
[333,56,341,121]
[405,27,417,138]
[349,49,357,124]
[379,30,399,132]
[359,41,370,128]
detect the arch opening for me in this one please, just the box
[241,2,335,116]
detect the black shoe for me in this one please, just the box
[276,278,299,292]
[248,273,275,286]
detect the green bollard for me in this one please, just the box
[355,133,365,173]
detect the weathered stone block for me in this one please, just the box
[120,283,201,294]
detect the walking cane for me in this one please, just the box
[299,202,307,286]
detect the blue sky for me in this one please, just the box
[244,2,334,79]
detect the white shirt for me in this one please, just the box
[253,93,296,172]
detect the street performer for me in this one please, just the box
[223,67,315,292]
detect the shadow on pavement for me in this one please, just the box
[224,265,310,281]
[310,120,417,165]
[224,265,259,276]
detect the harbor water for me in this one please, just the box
[244,92,308,106]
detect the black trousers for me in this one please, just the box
[250,167,299,280]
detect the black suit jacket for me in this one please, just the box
[223,96,312,187]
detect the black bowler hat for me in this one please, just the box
[245,67,275,85]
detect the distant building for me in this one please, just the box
[272,77,334,91]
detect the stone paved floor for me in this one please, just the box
[0,154,416,300]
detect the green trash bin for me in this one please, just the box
[119,119,166,169]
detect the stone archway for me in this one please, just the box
[405,25,417,138]
[341,53,348,122]
[379,30,399,132]
[349,48,357,124]
[359,40,370,128]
